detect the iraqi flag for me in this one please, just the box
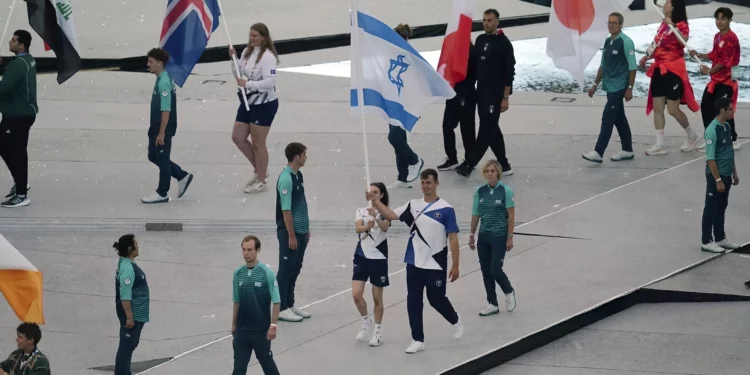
[25,0,81,84]
[437,0,474,87]
[546,0,633,87]
[0,235,45,324]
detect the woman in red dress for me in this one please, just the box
[640,0,700,156]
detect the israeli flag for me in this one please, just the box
[350,10,456,131]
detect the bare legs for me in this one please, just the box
[232,122,256,170]
[249,124,270,184]
[232,122,271,187]
[352,281,384,324]
[648,97,696,155]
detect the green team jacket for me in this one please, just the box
[0,54,38,117]
[0,348,51,375]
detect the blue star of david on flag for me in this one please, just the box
[388,55,409,96]
[349,9,455,132]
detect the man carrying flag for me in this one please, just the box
[25,0,81,84]
[437,0,476,172]
[456,9,515,179]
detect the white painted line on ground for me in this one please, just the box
[138,144,743,374]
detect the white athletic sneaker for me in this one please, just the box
[388,180,411,189]
[716,238,740,250]
[290,307,311,318]
[279,309,303,322]
[479,304,499,317]
[645,144,668,156]
[244,181,267,194]
[701,242,725,253]
[610,151,634,162]
[405,340,425,354]
[734,141,741,150]
[506,290,517,312]
[681,135,700,152]
[582,150,603,164]
[177,173,193,198]
[369,328,383,347]
[406,159,425,182]
[245,171,269,188]
[356,318,372,342]
[697,142,706,152]
[141,193,169,204]
[452,315,463,340]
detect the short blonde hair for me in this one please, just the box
[481,159,503,179]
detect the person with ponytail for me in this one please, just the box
[229,23,280,194]
[112,234,150,375]
[640,0,701,156]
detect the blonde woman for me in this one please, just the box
[469,160,516,316]
[229,23,279,194]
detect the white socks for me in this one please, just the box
[684,125,695,139]
[656,129,665,146]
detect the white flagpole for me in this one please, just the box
[646,0,701,63]
[0,0,17,54]
[215,0,250,111]
[350,0,372,189]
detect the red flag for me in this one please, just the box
[437,0,474,88]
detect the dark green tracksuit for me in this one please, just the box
[275,165,310,311]
[473,181,515,306]
[0,53,38,196]
[233,263,280,375]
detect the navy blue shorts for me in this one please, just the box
[235,98,278,126]
[352,255,389,287]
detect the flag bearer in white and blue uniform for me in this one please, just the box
[230,23,280,194]
[352,182,391,347]
[368,169,463,354]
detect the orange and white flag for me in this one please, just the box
[0,235,45,323]
[546,0,633,87]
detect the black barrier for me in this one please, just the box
[439,243,750,375]
[0,13,548,76]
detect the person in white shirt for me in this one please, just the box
[229,23,279,194]
[368,169,463,354]
[352,182,391,347]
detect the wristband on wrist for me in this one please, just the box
[270,323,277,328]
[716,178,722,182]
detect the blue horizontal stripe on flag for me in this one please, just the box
[356,11,429,65]
[350,88,419,131]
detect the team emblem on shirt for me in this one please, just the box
[707,139,713,145]
[255,282,262,287]
[274,280,278,287]
[124,278,131,285]
[162,91,169,97]
[629,50,635,55]
[281,189,288,195]
[434,212,441,219]
[719,41,725,48]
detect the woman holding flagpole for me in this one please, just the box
[386,24,425,189]
[639,0,700,156]
[229,23,280,194]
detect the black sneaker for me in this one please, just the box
[502,164,513,176]
[2,194,30,208]
[437,158,459,171]
[456,163,472,178]
[5,184,30,199]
